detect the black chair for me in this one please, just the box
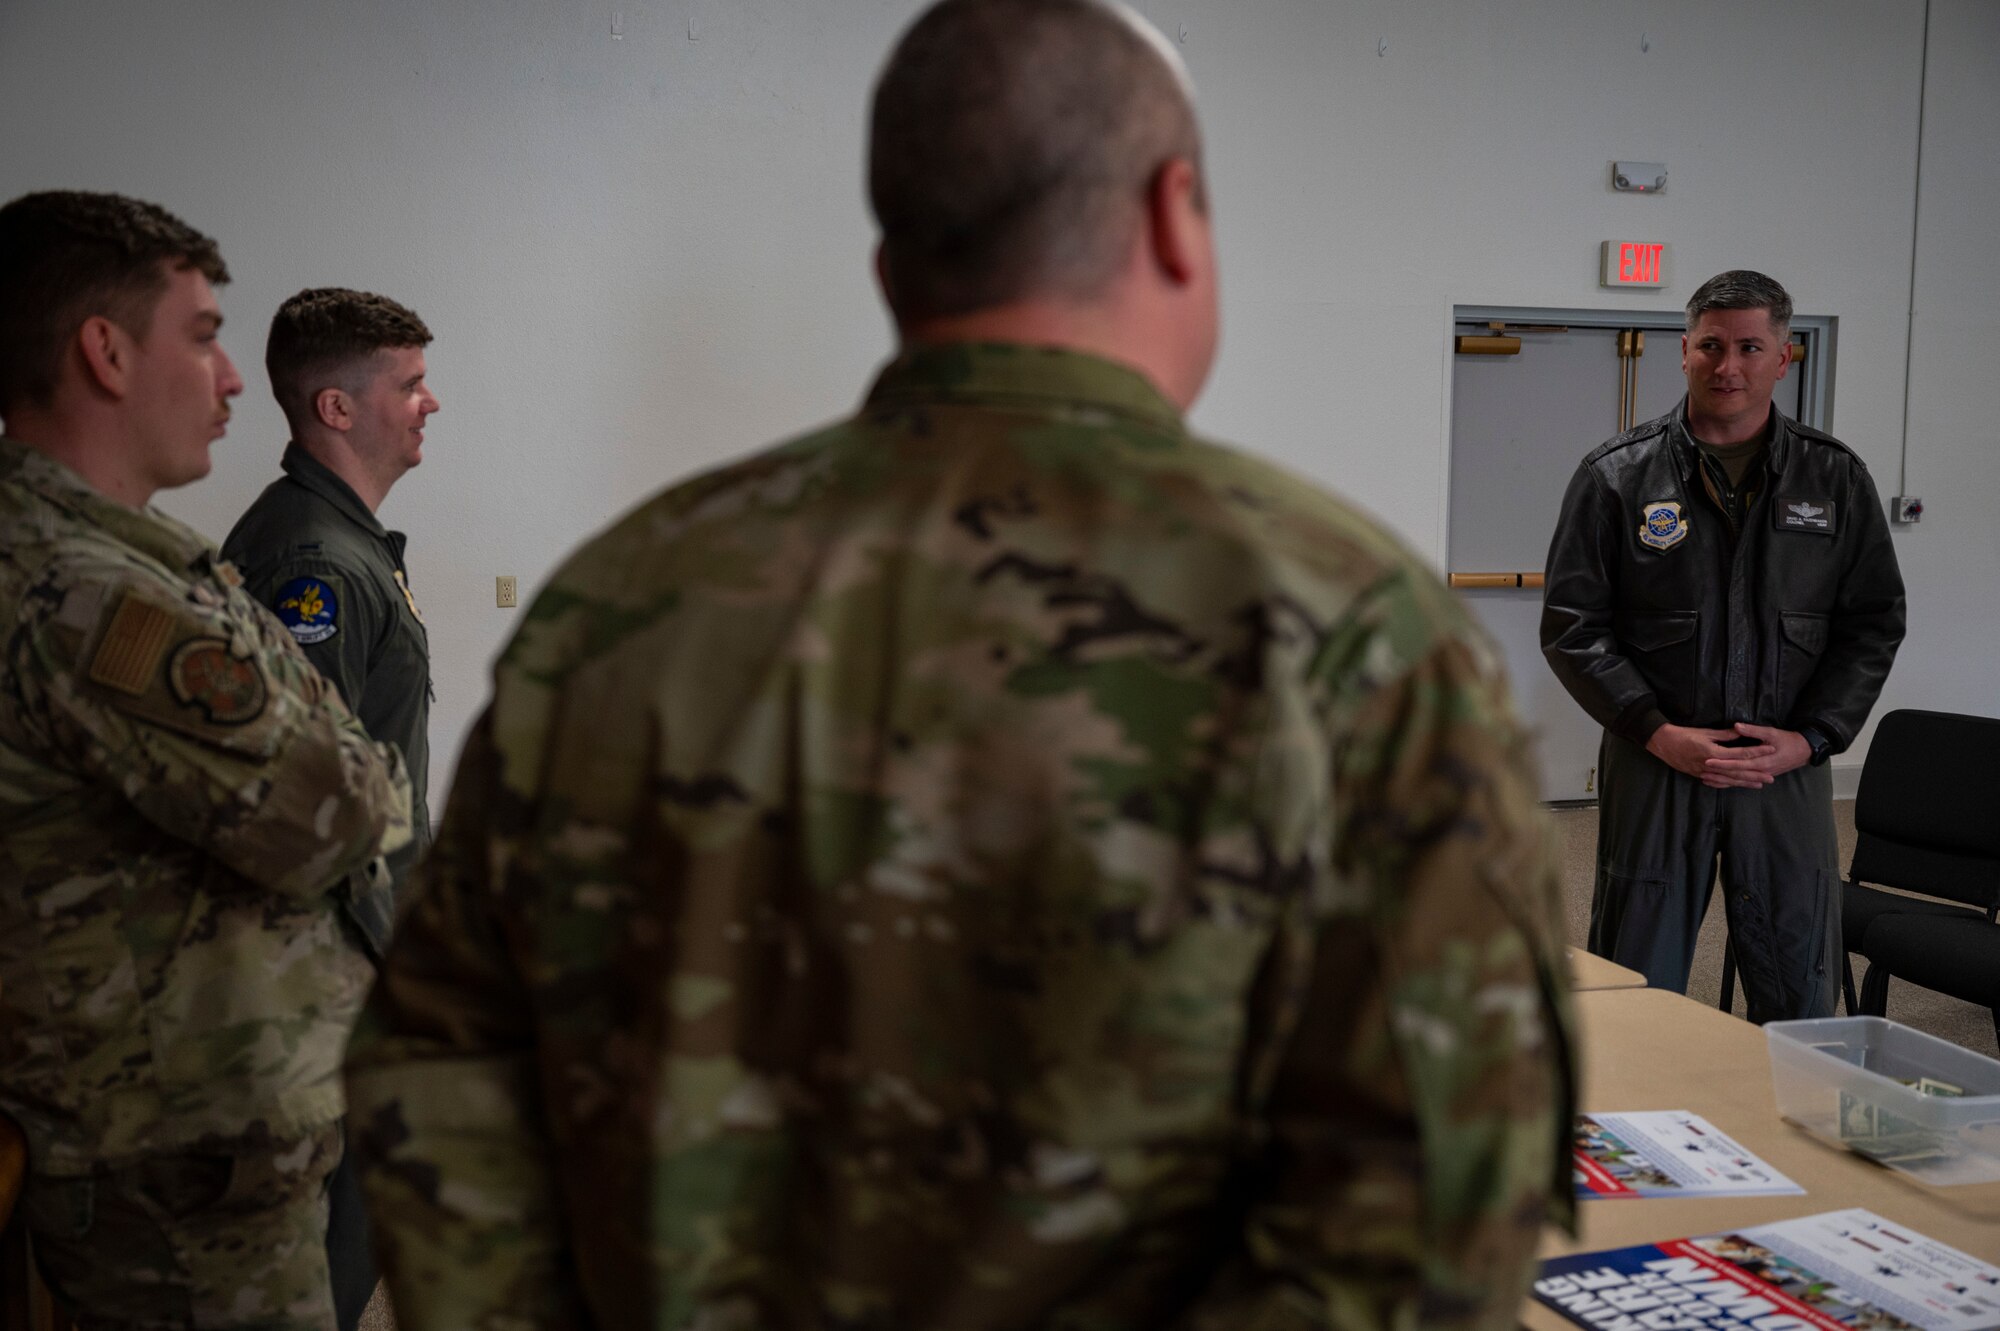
[1719,709,2000,1023]
[1858,911,2000,1046]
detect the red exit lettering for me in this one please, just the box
[1617,243,1664,284]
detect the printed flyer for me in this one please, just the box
[1535,1209,2000,1331]
[1575,1111,1805,1199]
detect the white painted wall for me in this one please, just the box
[1873,0,2000,731]
[1,1,1989,808]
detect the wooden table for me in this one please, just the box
[1523,987,2000,1330]
[1566,947,1646,992]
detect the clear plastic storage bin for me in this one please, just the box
[1766,1015,2000,1186]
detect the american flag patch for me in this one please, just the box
[86,592,176,696]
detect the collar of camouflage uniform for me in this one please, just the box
[866,342,1186,435]
[1,434,211,575]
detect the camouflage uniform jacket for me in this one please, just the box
[346,344,1577,1331]
[0,436,412,1174]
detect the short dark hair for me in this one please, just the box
[1686,270,1793,334]
[0,190,229,415]
[266,288,433,432]
[869,0,1203,321]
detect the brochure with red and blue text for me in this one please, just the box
[1574,1111,1804,1199]
[1535,1209,2000,1331]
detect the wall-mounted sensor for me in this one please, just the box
[1612,161,1668,193]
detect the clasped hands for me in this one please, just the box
[1645,722,1812,789]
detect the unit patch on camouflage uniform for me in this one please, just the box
[87,592,177,696]
[274,576,338,644]
[168,638,267,724]
[1639,501,1688,551]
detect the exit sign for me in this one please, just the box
[1602,240,1669,288]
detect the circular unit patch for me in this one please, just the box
[274,576,339,644]
[168,639,267,724]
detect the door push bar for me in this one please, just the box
[1448,572,1545,590]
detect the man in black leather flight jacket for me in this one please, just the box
[1542,270,1905,1023]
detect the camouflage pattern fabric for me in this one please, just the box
[20,1123,343,1330]
[0,435,411,1322]
[347,343,1576,1331]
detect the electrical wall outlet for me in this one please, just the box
[496,575,518,608]
[1892,495,1924,524]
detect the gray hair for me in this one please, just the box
[868,0,1203,321]
[1685,269,1793,334]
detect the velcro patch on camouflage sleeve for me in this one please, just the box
[75,586,288,759]
[86,591,177,695]
[168,638,269,725]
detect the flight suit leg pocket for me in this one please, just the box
[1726,870,1832,1022]
[1589,862,1683,986]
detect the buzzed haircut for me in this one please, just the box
[266,288,432,433]
[1686,270,1793,334]
[869,0,1202,321]
[0,190,229,415]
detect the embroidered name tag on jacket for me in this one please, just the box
[1639,501,1688,550]
[1777,498,1836,534]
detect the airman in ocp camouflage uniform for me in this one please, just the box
[345,3,1576,1329]
[223,287,444,1331]
[0,191,411,1330]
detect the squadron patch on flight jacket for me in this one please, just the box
[1639,501,1688,551]
[274,575,339,644]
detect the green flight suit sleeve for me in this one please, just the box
[344,709,589,1328]
[1185,580,1578,1331]
[246,557,383,717]
[245,554,422,958]
[7,552,412,899]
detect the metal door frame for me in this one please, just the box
[1440,304,1837,570]
[1451,304,1836,430]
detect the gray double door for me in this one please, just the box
[1447,314,1812,802]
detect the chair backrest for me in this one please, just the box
[1849,709,2000,912]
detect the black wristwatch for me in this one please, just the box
[1802,728,1832,767]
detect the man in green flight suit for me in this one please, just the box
[0,191,411,1329]
[345,3,1577,1329]
[222,288,439,1331]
